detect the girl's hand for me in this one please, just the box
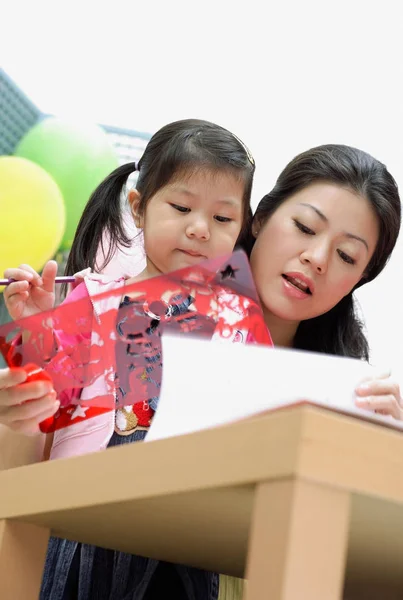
[0,367,59,435]
[3,260,57,320]
[355,371,403,420]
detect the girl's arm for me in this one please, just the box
[0,283,91,464]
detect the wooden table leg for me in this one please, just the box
[0,519,49,599]
[244,478,350,600]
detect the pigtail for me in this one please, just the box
[64,162,138,277]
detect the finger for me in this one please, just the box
[3,393,58,423]
[19,264,43,286]
[4,291,29,308]
[357,370,392,386]
[355,378,400,399]
[3,283,29,315]
[9,401,60,435]
[0,380,54,406]
[3,266,40,284]
[3,290,30,320]
[3,280,30,298]
[0,367,27,389]
[3,283,30,314]
[355,395,400,420]
[41,260,58,293]
[3,267,34,282]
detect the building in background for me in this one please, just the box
[0,68,151,163]
[0,69,41,155]
[101,123,150,165]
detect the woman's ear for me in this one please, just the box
[128,189,143,228]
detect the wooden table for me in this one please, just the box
[1,405,403,599]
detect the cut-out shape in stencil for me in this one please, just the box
[0,250,272,432]
[220,264,239,280]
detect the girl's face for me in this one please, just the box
[131,170,245,277]
[250,182,379,336]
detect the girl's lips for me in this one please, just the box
[178,249,205,258]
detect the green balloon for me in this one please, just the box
[15,117,119,249]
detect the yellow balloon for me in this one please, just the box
[0,156,66,290]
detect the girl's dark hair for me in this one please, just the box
[243,144,401,360]
[65,119,255,278]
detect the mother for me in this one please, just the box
[220,143,402,599]
[244,143,402,416]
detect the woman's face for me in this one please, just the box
[250,182,379,327]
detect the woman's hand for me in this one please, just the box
[355,371,403,420]
[3,260,57,320]
[0,367,59,435]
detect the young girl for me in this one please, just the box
[1,118,260,600]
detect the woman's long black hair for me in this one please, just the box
[242,144,401,360]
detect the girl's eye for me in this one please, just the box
[170,203,190,213]
[337,250,356,265]
[214,215,232,223]
[293,219,315,235]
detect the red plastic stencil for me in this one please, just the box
[0,250,272,432]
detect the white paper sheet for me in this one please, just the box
[146,334,403,442]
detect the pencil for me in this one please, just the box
[0,276,76,286]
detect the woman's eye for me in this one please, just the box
[170,203,190,213]
[338,250,356,265]
[293,219,315,235]
[215,215,232,223]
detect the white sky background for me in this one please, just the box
[2,0,403,374]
